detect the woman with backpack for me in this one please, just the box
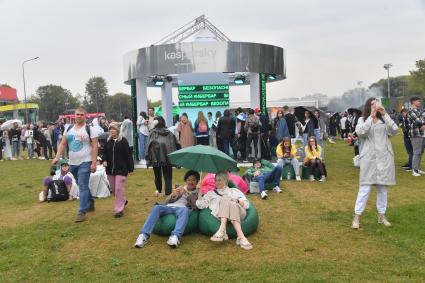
[194,111,209,145]
[102,122,134,218]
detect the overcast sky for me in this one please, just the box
[1,0,425,103]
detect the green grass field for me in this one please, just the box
[0,134,424,282]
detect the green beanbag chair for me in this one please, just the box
[282,164,296,180]
[301,165,321,180]
[153,210,199,236]
[198,205,259,239]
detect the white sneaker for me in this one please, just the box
[309,175,315,181]
[154,190,162,197]
[412,170,421,177]
[378,214,392,227]
[260,191,268,199]
[38,192,46,202]
[319,176,326,182]
[11,158,17,161]
[166,235,180,248]
[295,176,301,181]
[418,169,425,175]
[351,214,360,229]
[272,186,282,193]
[134,234,149,248]
[38,156,46,160]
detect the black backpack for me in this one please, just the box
[48,180,69,202]
[66,124,91,141]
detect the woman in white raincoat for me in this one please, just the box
[351,97,398,229]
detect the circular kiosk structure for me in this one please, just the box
[123,15,286,157]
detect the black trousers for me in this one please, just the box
[246,134,259,159]
[306,159,326,177]
[44,141,53,159]
[153,165,173,195]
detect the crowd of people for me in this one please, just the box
[1,96,424,250]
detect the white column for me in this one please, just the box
[161,81,173,127]
[249,72,260,109]
[136,78,148,115]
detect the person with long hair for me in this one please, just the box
[103,122,134,217]
[194,111,209,145]
[177,113,194,148]
[276,137,301,181]
[274,110,290,141]
[146,116,180,196]
[351,97,398,229]
[304,136,326,182]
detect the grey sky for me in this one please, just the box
[1,0,424,103]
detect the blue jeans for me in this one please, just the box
[255,165,283,192]
[403,135,413,168]
[314,128,324,159]
[140,205,191,239]
[70,162,93,214]
[27,143,34,158]
[278,158,300,176]
[12,140,20,158]
[138,133,148,160]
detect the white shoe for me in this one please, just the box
[309,175,315,181]
[351,214,360,229]
[134,234,149,248]
[378,214,392,227]
[295,176,301,181]
[210,230,229,242]
[11,158,17,161]
[236,237,253,250]
[272,186,282,193]
[319,176,326,182]
[260,191,268,199]
[412,170,421,177]
[38,156,46,160]
[154,190,162,197]
[166,235,180,248]
[418,169,425,175]
[38,192,46,202]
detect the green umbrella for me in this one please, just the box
[168,145,238,173]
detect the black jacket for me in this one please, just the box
[217,116,236,139]
[103,137,134,176]
[146,127,179,167]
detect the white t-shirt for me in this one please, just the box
[64,125,99,165]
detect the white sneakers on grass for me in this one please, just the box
[167,235,180,248]
[260,191,268,199]
[134,234,149,248]
[273,186,282,193]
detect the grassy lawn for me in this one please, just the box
[0,133,424,282]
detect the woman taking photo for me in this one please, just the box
[351,98,398,229]
[194,111,209,145]
[103,122,134,218]
[276,137,301,181]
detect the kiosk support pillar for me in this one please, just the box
[161,81,173,127]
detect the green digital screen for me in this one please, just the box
[179,100,229,108]
[178,84,229,108]
[260,73,267,115]
[178,92,229,100]
[178,85,229,93]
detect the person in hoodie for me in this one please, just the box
[120,116,134,153]
[102,122,134,218]
[146,116,180,196]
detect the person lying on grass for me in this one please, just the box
[134,170,200,249]
[196,172,253,250]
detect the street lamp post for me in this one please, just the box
[383,63,392,98]
[22,56,39,123]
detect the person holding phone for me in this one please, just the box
[134,170,200,248]
[351,97,398,229]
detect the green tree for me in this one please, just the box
[409,59,425,95]
[85,76,108,113]
[105,93,132,121]
[29,85,80,121]
[369,75,410,97]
